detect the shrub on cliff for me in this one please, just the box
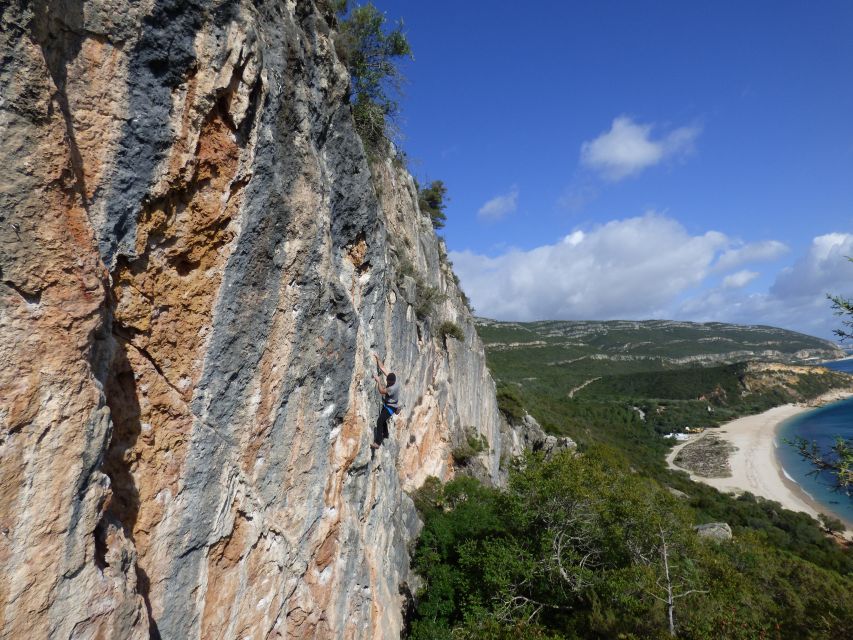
[415,284,445,320]
[417,179,448,229]
[334,2,412,152]
[438,321,464,343]
[395,256,417,282]
[451,428,487,466]
[393,257,448,321]
[496,384,525,423]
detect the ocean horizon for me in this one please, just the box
[775,358,853,528]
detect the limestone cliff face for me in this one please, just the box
[0,1,509,638]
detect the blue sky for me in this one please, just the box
[375,1,853,339]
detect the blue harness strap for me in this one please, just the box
[383,404,397,415]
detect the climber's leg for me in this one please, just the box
[371,406,391,449]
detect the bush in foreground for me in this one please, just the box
[408,449,853,639]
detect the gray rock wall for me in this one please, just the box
[0,1,508,637]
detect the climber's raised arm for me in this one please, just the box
[373,373,387,395]
[372,352,390,376]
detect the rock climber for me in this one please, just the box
[370,353,400,450]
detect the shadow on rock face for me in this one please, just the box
[102,339,143,539]
[100,337,164,635]
[398,580,416,639]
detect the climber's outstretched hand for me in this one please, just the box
[372,353,389,376]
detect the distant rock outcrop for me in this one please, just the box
[667,486,690,500]
[694,522,733,542]
[506,414,577,459]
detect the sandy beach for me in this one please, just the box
[667,389,853,536]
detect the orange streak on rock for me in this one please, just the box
[103,106,242,581]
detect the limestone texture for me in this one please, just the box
[0,1,517,638]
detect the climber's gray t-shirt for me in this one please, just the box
[384,381,400,408]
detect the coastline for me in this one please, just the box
[667,389,853,538]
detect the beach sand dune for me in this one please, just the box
[667,390,853,538]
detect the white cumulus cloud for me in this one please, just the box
[722,270,759,289]
[478,186,519,221]
[713,240,788,272]
[678,233,853,338]
[450,213,727,321]
[450,214,852,339]
[771,233,853,299]
[580,116,701,181]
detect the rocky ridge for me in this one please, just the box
[477,318,845,364]
[0,2,518,638]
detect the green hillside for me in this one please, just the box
[406,321,853,639]
[477,319,850,460]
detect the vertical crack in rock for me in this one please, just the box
[101,341,145,544]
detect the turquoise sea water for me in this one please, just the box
[775,358,853,526]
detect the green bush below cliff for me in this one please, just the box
[408,449,853,639]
